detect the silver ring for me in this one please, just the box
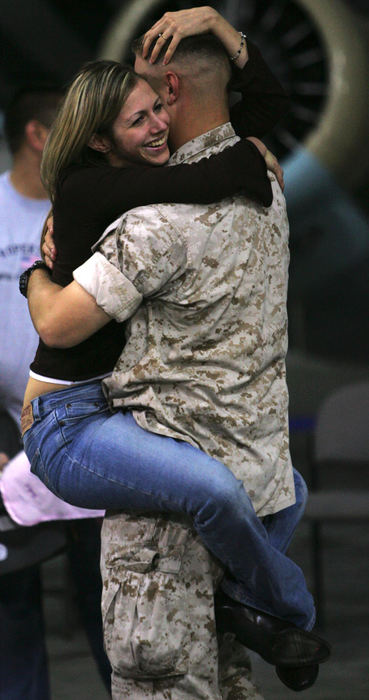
[157,33,163,38]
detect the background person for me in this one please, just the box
[0,86,110,698]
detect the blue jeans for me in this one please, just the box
[23,381,315,630]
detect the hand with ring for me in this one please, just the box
[141,6,248,69]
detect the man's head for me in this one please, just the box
[132,33,232,150]
[4,85,63,157]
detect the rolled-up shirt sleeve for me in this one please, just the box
[73,205,187,322]
[73,251,143,322]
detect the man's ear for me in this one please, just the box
[25,120,49,153]
[88,133,111,154]
[165,72,180,106]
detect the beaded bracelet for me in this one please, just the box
[229,31,247,63]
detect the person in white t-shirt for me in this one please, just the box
[0,86,110,699]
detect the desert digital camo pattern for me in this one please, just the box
[74,122,294,517]
[101,511,264,699]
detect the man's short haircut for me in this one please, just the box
[4,84,64,154]
[132,32,229,71]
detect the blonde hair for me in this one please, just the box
[41,61,140,200]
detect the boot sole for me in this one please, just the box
[272,628,331,667]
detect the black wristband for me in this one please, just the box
[19,260,49,298]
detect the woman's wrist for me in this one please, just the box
[210,10,248,69]
[246,137,267,159]
[19,260,50,299]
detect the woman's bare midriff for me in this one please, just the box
[23,376,70,409]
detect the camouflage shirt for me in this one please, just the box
[74,122,294,516]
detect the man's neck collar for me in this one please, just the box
[169,122,235,164]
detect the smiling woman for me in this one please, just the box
[101,79,170,168]
[21,12,289,511]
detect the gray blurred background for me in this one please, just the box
[1,1,368,698]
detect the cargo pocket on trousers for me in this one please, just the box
[102,545,190,679]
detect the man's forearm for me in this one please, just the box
[27,269,111,348]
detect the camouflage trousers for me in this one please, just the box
[100,512,264,700]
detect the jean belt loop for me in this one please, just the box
[30,395,41,421]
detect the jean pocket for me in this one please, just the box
[62,398,108,422]
[102,551,190,679]
[55,399,108,448]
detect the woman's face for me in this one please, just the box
[108,79,170,168]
